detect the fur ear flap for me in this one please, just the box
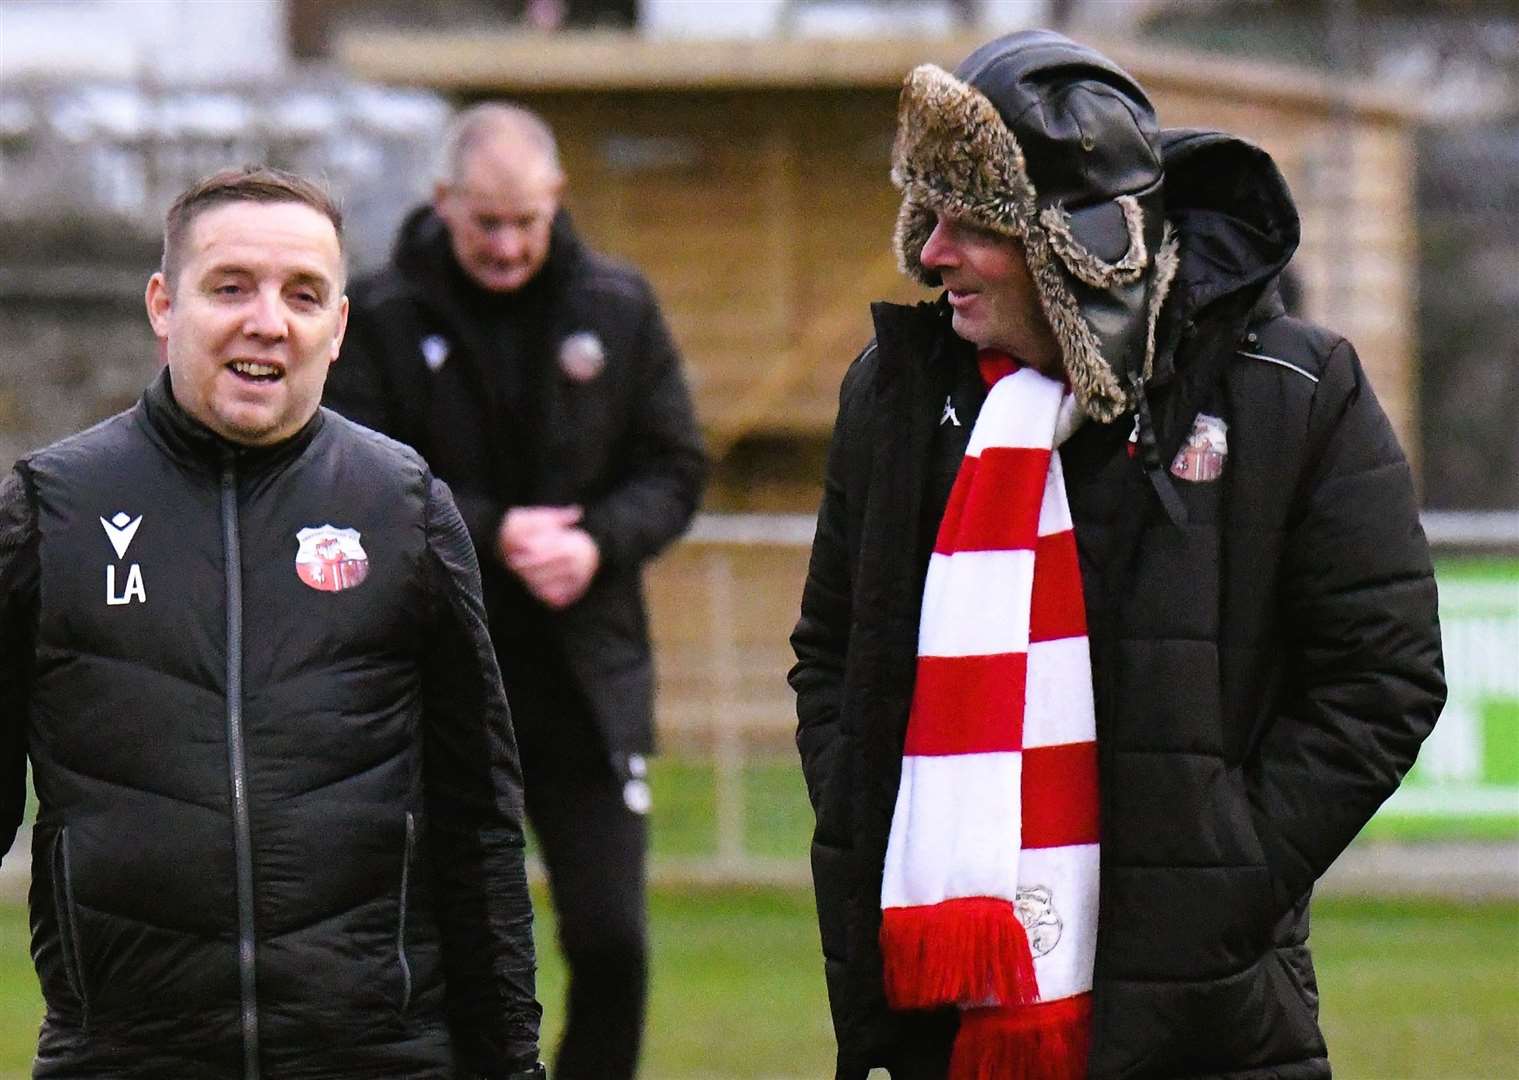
[1141,227,1181,385]
[1041,196,1151,289]
[893,199,941,286]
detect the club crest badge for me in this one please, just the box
[420,334,450,373]
[558,331,606,383]
[1015,884,1064,958]
[295,525,370,593]
[1170,413,1229,483]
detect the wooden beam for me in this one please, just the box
[336,28,1423,124]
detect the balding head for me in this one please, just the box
[434,102,566,293]
[440,102,563,186]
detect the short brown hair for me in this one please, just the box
[161,165,344,285]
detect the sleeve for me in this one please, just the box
[577,294,707,570]
[1246,339,1446,915]
[0,465,38,864]
[418,476,542,1073]
[788,356,868,812]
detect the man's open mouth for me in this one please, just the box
[229,361,283,383]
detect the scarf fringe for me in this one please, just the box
[880,897,1039,1010]
[949,995,1094,1080]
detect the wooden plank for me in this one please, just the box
[336,28,1422,123]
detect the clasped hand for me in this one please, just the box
[496,505,600,610]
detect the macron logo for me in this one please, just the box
[100,512,143,559]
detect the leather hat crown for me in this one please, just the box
[892,29,1177,421]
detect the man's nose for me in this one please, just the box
[243,289,288,339]
[919,219,958,270]
[487,226,527,262]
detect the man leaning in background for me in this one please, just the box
[0,166,544,1079]
[325,103,706,1080]
[790,30,1445,1080]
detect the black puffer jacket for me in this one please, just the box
[0,372,540,1078]
[325,208,706,760]
[790,131,1445,1079]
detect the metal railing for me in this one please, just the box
[649,509,1519,881]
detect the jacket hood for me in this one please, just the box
[1155,128,1301,327]
[891,30,1179,422]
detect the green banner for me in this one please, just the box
[1366,558,1519,839]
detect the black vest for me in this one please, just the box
[23,373,453,1077]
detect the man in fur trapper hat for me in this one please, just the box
[791,29,1444,1080]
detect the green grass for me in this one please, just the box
[1313,899,1519,1079]
[0,901,35,1077]
[642,757,814,860]
[0,895,1514,1078]
[2,758,1514,1076]
[1360,813,1519,842]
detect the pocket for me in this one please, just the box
[809,839,850,963]
[51,827,90,1025]
[396,812,416,1015]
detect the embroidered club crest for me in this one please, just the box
[420,334,450,372]
[1170,413,1229,482]
[295,525,370,593]
[558,331,605,382]
[1015,884,1064,958]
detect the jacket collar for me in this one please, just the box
[139,367,324,474]
[390,203,585,326]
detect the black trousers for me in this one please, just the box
[879,1010,957,1079]
[505,649,649,1080]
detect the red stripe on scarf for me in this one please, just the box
[950,994,1094,1080]
[905,653,1027,755]
[978,352,1022,386]
[935,447,1051,554]
[880,898,1039,1010]
[1029,531,1087,641]
[1021,742,1100,848]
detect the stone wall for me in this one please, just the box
[0,221,160,467]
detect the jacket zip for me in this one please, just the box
[220,453,261,1080]
[397,812,415,1014]
[53,827,90,1027]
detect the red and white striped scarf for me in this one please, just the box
[880,353,1099,1080]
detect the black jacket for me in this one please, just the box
[0,372,540,1078]
[325,208,706,758]
[790,131,1445,1079]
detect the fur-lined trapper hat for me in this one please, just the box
[893,30,1179,422]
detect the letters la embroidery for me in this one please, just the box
[295,525,370,593]
[101,511,146,605]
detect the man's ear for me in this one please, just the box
[145,272,173,340]
[330,295,350,362]
[432,181,453,220]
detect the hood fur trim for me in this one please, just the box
[890,63,1175,422]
